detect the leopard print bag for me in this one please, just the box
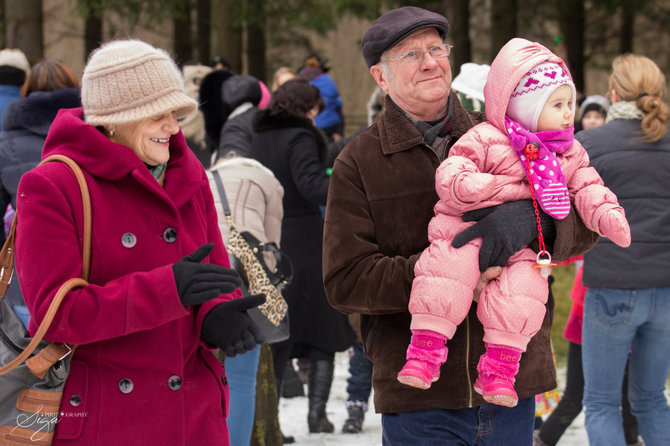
[225,227,288,326]
[210,170,290,333]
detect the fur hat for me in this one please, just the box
[81,40,197,126]
[507,61,576,132]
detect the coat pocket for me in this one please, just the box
[200,348,229,419]
[54,359,88,440]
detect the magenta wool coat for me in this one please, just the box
[15,107,237,445]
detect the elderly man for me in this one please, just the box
[323,6,598,445]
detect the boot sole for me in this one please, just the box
[482,394,518,407]
[473,384,518,407]
[397,374,432,389]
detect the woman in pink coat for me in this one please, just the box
[397,38,631,407]
[13,40,265,445]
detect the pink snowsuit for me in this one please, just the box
[409,39,628,351]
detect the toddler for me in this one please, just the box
[397,38,630,407]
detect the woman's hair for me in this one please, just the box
[267,78,324,118]
[609,53,669,142]
[21,59,79,97]
[271,66,296,92]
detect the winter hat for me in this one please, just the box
[0,49,30,73]
[361,6,449,69]
[578,94,609,120]
[221,74,261,110]
[298,65,323,81]
[507,61,576,132]
[258,80,271,110]
[81,40,197,126]
[0,49,30,86]
[451,63,490,103]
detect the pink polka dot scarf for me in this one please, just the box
[504,116,574,219]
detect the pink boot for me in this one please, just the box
[474,344,522,407]
[397,331,448,390]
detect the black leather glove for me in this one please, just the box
[452,200,556,272]
[201,294,266,357]
[173,244,242,306]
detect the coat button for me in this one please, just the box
[168,375,182,391]
[118,378,134,394]
[121,232,137,248]
[162,227,177,243]
[69,394,82,406]
[221,376,227,386]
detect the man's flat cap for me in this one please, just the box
[361,6,450,69]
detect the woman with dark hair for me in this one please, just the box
[250,78,356,436]
[0,59,81,327]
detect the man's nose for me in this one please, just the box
[420,51,439,69]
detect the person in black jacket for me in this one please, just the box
[216,74,268,160]
[0,59,80,327]
[249,78,356,436]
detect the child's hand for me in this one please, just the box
[598,207,631,247]
[473,266,502,301]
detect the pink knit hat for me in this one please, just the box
[506,62,576,132]
[82,40,197,126]
[258,80,271,110]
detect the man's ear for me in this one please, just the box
[370,65,389,93]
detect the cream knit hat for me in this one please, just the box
[507,61,576,132]
[82,40,197,126]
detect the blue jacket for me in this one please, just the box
[311,73,342,130]
[0,84,21,131]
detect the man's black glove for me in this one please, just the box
[452,200,556,272]
[201,294,267,357]
[173,244,242,306]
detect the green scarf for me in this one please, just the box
[606,101,644,123]
[147,163,166,181]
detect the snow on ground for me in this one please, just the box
[278,351,592,445]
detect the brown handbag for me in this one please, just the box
[0,154,91,445]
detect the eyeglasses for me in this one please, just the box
[381,44,453,65]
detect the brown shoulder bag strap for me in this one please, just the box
[0,154,91,376]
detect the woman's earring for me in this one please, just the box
[109,128,115,137]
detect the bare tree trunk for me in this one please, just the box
[4,0,42,62]
[556,0,585,93]
[212,0,241,72]
[490,0,516,58]
[0,2,5,49]
[245,0,265,81]
[84,1,102,60]
[196,0,211,65]
[174,1,193,66]
[446,0,470,78]
[619,0,634,54]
